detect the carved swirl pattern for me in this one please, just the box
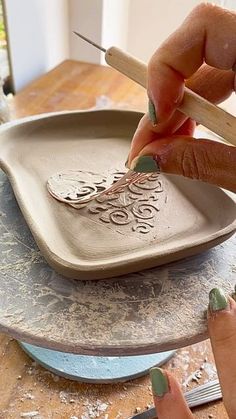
[86,171,164,235]
[48,170,165,235]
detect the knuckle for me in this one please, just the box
[180,141,216,182]
[148,47,168,76]
[212,329,236,348]
[180,143,202,180]
[148,54,160,76]
[190,3,217,20]
[190,2,233,24]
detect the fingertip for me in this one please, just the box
[128,113,157,166]
[150,368,193,419]
[150,367,169,398]
[207,288,236,418]
[207,288,236,320]
[208,287,229,315]
[148,58,185,123]
[132,136,236,192]
[148,99,158,126]
[128,111,190,168]
[207,288,236,347]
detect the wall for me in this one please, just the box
[67,0,236,66]
[5,0,69,92]
[69,0,131,65]
[69,0,103,65]
[6,0,235,92]
[126,0,236,63]
[127,0,203,63]
[101,0,130,64]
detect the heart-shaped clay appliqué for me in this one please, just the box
[47,170,165,235]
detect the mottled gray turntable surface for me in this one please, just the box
[0,170,235,356]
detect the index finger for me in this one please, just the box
[148,3,236,122]
[208,289,236,418]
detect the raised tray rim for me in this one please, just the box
[0,109,235,280]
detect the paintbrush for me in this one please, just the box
[73,31,236,147]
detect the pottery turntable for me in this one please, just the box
[0,33,235,419]
[0,107,235,390]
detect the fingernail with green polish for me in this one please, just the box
[125,154,130,168]
[130,155,159,173]
[209,288,228,312]
[150,368,169,397]
[148,99,158,125]
[231,284,236,300]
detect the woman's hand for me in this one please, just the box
[127,4,236,192]
[150,288,236,418]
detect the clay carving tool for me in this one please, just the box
[131,378,222,419]
[73,31,236,146]
[47,170,153,207]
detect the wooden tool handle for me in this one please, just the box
[105,46,236,146]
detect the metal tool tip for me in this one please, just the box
[73,31,106,53]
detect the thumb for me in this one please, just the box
[150,367,193,419]
[129,136,236,192]
[208,288,236,418]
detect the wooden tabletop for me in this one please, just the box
[0,60,229,418]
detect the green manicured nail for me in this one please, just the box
[148,99,157,125]
[231,284,236,300]
[150,368,169,397]
[209,288,228,312]
[125,154,130,168]
[130,155,159,173]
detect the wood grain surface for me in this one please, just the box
[0,60,233,418]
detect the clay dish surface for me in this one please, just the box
[0,109,235,280]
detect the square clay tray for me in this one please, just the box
[0,109,235,280]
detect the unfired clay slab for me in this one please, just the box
[0,109,235,280]
[0,168,235,355]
